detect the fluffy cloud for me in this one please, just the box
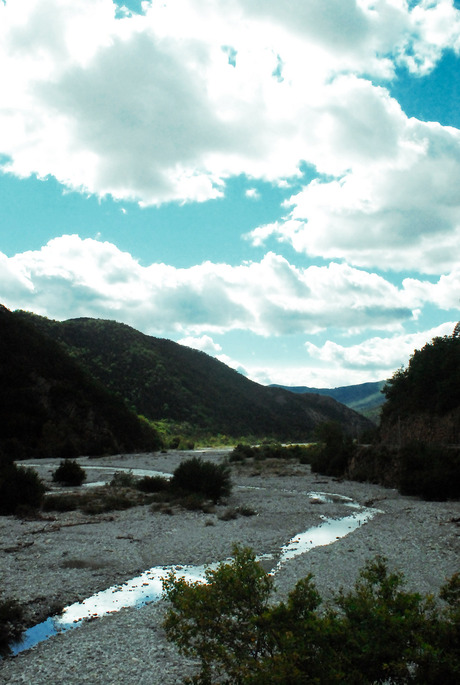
[1,235,431,337]
[178,334,222,354]
[239,321,457,388]
[304,322,456,374]
[247,102,460,274]
[1,0,459,207]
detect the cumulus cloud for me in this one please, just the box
[1,235,436,337]
[304,322,457,378]
[247,107,460,274]
[1,0,459,208]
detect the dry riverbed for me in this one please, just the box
[1,449,459,684]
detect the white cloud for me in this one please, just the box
[247,109,460,275]
[1,0,459,209]
[1,235,430,336]
[178,334,222,354]
[305,322,456,374]
[241,319,458,388]
[245,188,260,200]
[177,334,248,374]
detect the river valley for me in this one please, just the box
[1,449,459,684]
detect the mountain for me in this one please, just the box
[16,310,373,442]
[0,306,161,461]
[270,381,386,422]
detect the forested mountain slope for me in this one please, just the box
[0,306,161,460]
[17,311,372,441]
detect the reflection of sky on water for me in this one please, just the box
[10,564,209,656]
[9,492,380,657]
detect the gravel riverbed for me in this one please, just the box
[1,449,459,684]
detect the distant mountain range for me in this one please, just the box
[270,382,386,423]
[6,308,373,447]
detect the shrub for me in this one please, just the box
[162,548,460,685]
[162,546,273,684]
[52,459,86,486]
[229,443,255,462]
[136,475,170,493]
[171,457,231,503]
[109,470,136,488]
[42,493,80,512]
[0,463,46,515]
[0,596,24,655]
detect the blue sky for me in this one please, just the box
[0,0,459,388]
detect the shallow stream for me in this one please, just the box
[10,473,381,656]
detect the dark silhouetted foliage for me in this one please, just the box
[382,325,460,419]
[310,421,356,476]
[0,596,24,655]
[398,441,460,500]
[136,475,170,493]
[52,459,86,486]
[0,463,46,515]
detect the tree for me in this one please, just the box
[162,546,273,684]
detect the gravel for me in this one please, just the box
[1,450,459,684]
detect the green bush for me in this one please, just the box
[0,463,46,515]
[229,443,254,462]
[171,457,231,503]
[52,459,86,486]
[163,548,460,685]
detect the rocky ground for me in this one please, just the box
[1,449,459,684]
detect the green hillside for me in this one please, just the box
[0,306,161,460]
[17,311,373,442]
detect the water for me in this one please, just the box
[9,491,381,656]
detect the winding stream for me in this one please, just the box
[9,473,381,657]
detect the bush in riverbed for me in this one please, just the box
[136,475,170,493]
[109,470,136,488]
[52,459,86,486]
[229,443,255,462]
[170,457,231,503]
[0,463,46,515]
[0,596,24,655]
